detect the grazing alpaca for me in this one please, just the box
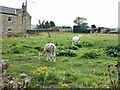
[39,43,56,62]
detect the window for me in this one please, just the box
[8,28,12,33]
[8,16,12,22]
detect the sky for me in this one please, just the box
[0,0,119,28]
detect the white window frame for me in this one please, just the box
[7,27,12,33]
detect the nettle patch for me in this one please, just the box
[66,45,79,50]
[75,44,82,48]
[6,46,23,54]
[34,46,43,51]
[58,45,79,50]
[105,45,120,57]
[56,45,78,57]
[81,41,93,47]
[81,50,100,59]
[56,50,77,57]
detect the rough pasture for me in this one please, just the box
[2,32,119,88]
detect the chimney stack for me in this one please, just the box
[25,0,27,11]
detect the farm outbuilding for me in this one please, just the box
[73,25,88,33]
[58,26,72,32]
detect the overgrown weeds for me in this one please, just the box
[81,50,100,59]
[105,45,120,57]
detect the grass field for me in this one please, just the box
[2,32,119,88]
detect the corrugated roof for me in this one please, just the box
[0,6,21,15]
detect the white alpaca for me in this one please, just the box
[72,35,82,45]
[39,43,56,62]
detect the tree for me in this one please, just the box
[91,24,96,29]
[45,21,50,28]
[74,17,87,26]
[39,20,41,26]
[91,24,97,33]
[36,20,45,28]
[50,21,55,27]
[41,20,45,28]
[36,20,56,29]
[45,21,51,37]
[73,17,89,33]
[36,20,56,37]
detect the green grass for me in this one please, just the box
[2,32,119,88]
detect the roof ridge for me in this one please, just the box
[0,6,21,15]
[0,6,20,10]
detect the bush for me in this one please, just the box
[81,50,100,59]
[9,43,17,47]
[46,72,60,85]
[10,47,22,53]
[105,46,120,57]
[67,45,79,50]
[58,45,78,50]
[82,41,93,47]
[57,46,65,50]
[22,45,32,48]
[75,44,82,48]
[32,66,48,85]
[64,72,78,83]
[34,46,43,51]
[56,50,77,57]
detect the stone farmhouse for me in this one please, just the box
[0,2,31,35]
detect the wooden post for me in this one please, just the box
[47,29,51,37]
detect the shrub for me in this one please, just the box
[29,49,38,55]
[64,72,78,83]
[105,45,120,57]
[75,44,82,48]
[73,63,82,67]
[58,45,78,50]
[46,72,60,85]
[10,47,22,53]
[67,45,78,50]
[22,45,32,48]
[32,67,60,86]
[34,46,43,51]
[56,50,77,57]
[57,46,65,50]
[82,41,93,47]
[32,66,48,85]
[9,43,17,47]
[81,50,100,59]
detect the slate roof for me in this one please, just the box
[0,6,21,15]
